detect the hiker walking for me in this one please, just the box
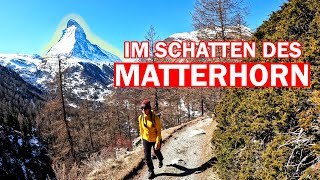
[139,100,164,179]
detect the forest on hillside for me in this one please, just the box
[212,0,320,179]
[0,65,56,179]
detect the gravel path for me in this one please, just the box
[132,118,219,180]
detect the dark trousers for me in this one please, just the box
[143,139,164,172]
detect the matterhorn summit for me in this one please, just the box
[47,19,120,62]
[0,19,121,100]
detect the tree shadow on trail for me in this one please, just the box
[155,157,217,178]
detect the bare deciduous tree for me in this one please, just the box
[233,11,248,40]
[145,25,160,112]
[192,0,246,40]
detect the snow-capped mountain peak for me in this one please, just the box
[67,19,82,29]
[66,19,87,42]
[47,19,121,63]
[1,19,121,100]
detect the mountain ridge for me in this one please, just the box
[0,19,121,100]
[165,25,252,42]
[47,19,121,62]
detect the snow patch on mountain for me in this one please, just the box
[168,25,252,41]
[0,54,47,88]
[168,31,200,41]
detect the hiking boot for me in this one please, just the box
[148,170,155,179]
[159,161,163,168]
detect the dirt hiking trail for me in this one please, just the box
[132,117,219,180]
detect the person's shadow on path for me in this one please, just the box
[155,157,217,178]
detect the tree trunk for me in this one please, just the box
[117,108,121,136]
[86,100,94,151]
[201,98,204,116]
[116,108,121,147]
[58,58,76,163]
[155,88,159,111]
[188,101,191,121]
[126,102,132,142]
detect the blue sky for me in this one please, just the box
[0,0,287,56]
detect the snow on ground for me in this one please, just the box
[179,99,202,117]
[29,137,40,147]
[69,103,79,108]
[18,138,23,146]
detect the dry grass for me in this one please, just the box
[86,147,144,180]
[52,147,116,180]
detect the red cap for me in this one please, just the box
[140,100,151,109]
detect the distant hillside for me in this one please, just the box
[0,65,44,119]
[0,65,55,179]
[164,25,252,42]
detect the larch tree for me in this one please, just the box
[192,0,245,40]
[145,25,160,112]
[233,11,248,40]
[38,55,77,165]
[57,56,76,163]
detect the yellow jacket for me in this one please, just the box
[139,112,162,143]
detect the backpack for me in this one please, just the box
[140,111,156,128]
